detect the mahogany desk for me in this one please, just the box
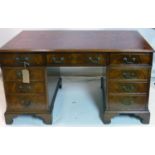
[0,30,154,124]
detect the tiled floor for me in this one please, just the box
[0,29,155,126]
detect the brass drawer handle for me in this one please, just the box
[122,71,137,79]
[18,84,32,92]
[52,57,64,64]
[123,56,136,64]
[16,71,22,78]
[88,56,101,64]
[15,57,30,66]
[21,100,32,107]
[121,98,134,105]
[120,84,136,92]
[16,57,30,61]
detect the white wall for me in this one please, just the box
[0,28,22,47]
[0,28,155,77]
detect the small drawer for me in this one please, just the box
[110,53,152,65]
[108,67,151,80]
[6,95,48,112]
[4,82,46,94]
[85,53,106,66]
[2,67,45,81]
[47,53,72,65]
[108,94,148,111]
[108,81,149,93]
[47,53,106,66]
[0,53,45,66]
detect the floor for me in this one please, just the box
[0,29,155,126]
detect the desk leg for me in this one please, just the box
[133,111,150,124]
[5,112,52,125]
[35,113,52,124]
[5,113,14,124]
[102,111,150,124]
[102,111,117,124]
[101,77,104,89]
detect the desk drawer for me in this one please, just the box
[108,67,151,80]
[47,53,106,66]
[108,94,148,111]
[4,82,46,94]
[110,53,152,65]
[0,53,45,66]
[108,81,149,93]
[6,95,48,112]
[2,67,45,81]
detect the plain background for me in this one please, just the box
[0,0,155,155]
[1,29,155,151]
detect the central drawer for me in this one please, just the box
[4,82,46,94]
[47,53,106,66]
[6,95,48,112]
[108,81,149,93]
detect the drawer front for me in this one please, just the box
[47,53,106,66]
[108,81,149,93]
[108,67,151,80]
[6,95,48,112]
[108,95,148,111]
[0,53,45,66]
[2,67,45,81]
[4,82,46,94]
[110,53,152,65]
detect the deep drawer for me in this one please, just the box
[6,95,48,112]
[108,67,151,80]
[47,53,106,66]
[0,53,45,66]
[108,94,148,111]
[110,53,152,65]
[108,81,149,93]
[4,82,46,94]
[2,67,46,81]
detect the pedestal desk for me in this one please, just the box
[0,30,153,124]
